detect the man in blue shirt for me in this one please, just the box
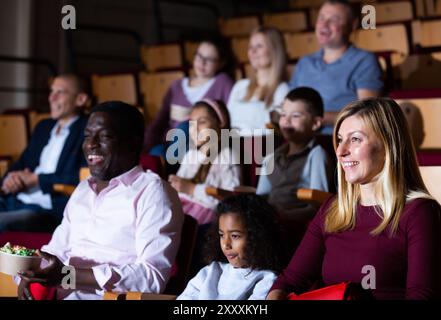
[0,74,89,232]
[290,0,383,134]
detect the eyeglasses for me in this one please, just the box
[194,52,218,65]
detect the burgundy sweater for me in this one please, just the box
[271,196,441,299]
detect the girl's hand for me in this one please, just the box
[168,175,195,195]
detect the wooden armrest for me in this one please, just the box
[53,184,76,196]
[296,188,333,204]
[205,187,235,200]
[103,291,126,300]
[126,292,177,300]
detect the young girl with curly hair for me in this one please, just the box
[177,194,286,300]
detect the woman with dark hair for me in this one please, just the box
[144,37,235,161]
[177,194,286,300]
[267,98,441,300]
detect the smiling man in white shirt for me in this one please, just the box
[17,101,184,300]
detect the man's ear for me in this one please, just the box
[312,116,323,132]
[75,93,89,107]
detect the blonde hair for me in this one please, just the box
[325,98,432,235]
[244,27,287,107]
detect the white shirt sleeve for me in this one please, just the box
[91,181,184,293]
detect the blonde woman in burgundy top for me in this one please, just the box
[268,98,441,300]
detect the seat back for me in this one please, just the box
[393,53,441,90]
[297,188,334,204]
[79,167,90,181]
[288,282,373,300]
[233,135,277,188]
[164,214,198,295]
[412,19,441,48]
[0,115,27,161]
[375,1,413,24]
[315,134,337,193]
[53,167,90,196]
[289,0,325,9]
[0,231,52,298]
[352,24,410,58]
[0,160,8,178]
[231,37,250,64]
[29,112,51,133]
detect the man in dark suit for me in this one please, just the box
[0,74,89,232]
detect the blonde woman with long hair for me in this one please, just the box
[227,27,289,136]
[268,98,441,300]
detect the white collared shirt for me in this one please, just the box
[17,116,79,209]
